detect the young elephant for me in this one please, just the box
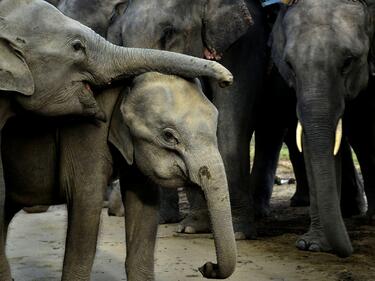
[109,73,236,280]
[1,74,236,281]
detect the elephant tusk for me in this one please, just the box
[333,118,342,156]
[296,121,303,153]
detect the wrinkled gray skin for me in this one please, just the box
[108,0,268,239]
[271,0,375,257]
[0,1,237,280]
[2,74,236,280]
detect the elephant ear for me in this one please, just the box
[270,7,295,88]
[108,88,134,165]
[203,0,253,57]
[107,1,128,44]
[0,18,34,96]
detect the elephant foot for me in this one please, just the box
[177,209,210,234]
[296,229,331,253]
[178,209,256,240]
[290,192,310,207]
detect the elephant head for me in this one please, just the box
[57,0,124,37]
[0,0,233,120]
[107,0,253,60]
[109,73,236,279]
[271,0,375,257]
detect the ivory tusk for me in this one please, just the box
[296,121,303,153]
[333,119,342,156]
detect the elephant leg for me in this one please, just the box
[284,124,310,207]
[178,186,210,234]
[59,127,111,281]
[158,187,181,224]
[121,166,159,281]
[62,189,103,281]
[0,199,20,281]
[340,139,366,218]
[250,124,284,218]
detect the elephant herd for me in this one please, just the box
[0,0,374,280]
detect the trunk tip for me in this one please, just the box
[199,261,235,279]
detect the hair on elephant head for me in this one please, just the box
[0,0,233,120]
[108,73,237,279]
[270,0,375,258]
[108,0,253,59]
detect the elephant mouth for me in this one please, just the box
[73,81,107,121]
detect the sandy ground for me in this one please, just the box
[6,172,375,280]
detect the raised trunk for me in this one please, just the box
[302,115,353,257]
[189,151,237,279]
[94,38,233,87]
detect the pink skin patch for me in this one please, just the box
[203,48,222,61]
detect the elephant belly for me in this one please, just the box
[1,117,61,206]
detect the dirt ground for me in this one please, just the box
[6,162,375,281]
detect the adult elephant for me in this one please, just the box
[108,0,268,238]
[270,0,375,257]
[0,0,232,124]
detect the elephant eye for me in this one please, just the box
[162,129,179,146]
[160,26,176,49]
[341,55,356,75]
[72,40,86,52]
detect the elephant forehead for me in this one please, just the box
[142,84,213,118]
[286,0,366,29]
[285,1,368,52]
[5,0,82,38]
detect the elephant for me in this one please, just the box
[1,73,236,280]
[0,0,233,126]
[269,0,375,257]
[108,0,269,239]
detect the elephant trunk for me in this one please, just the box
[189,150,237,279]
[298,96,352,257]
[94,38,233,87]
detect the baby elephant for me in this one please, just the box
[109,73,236,280]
